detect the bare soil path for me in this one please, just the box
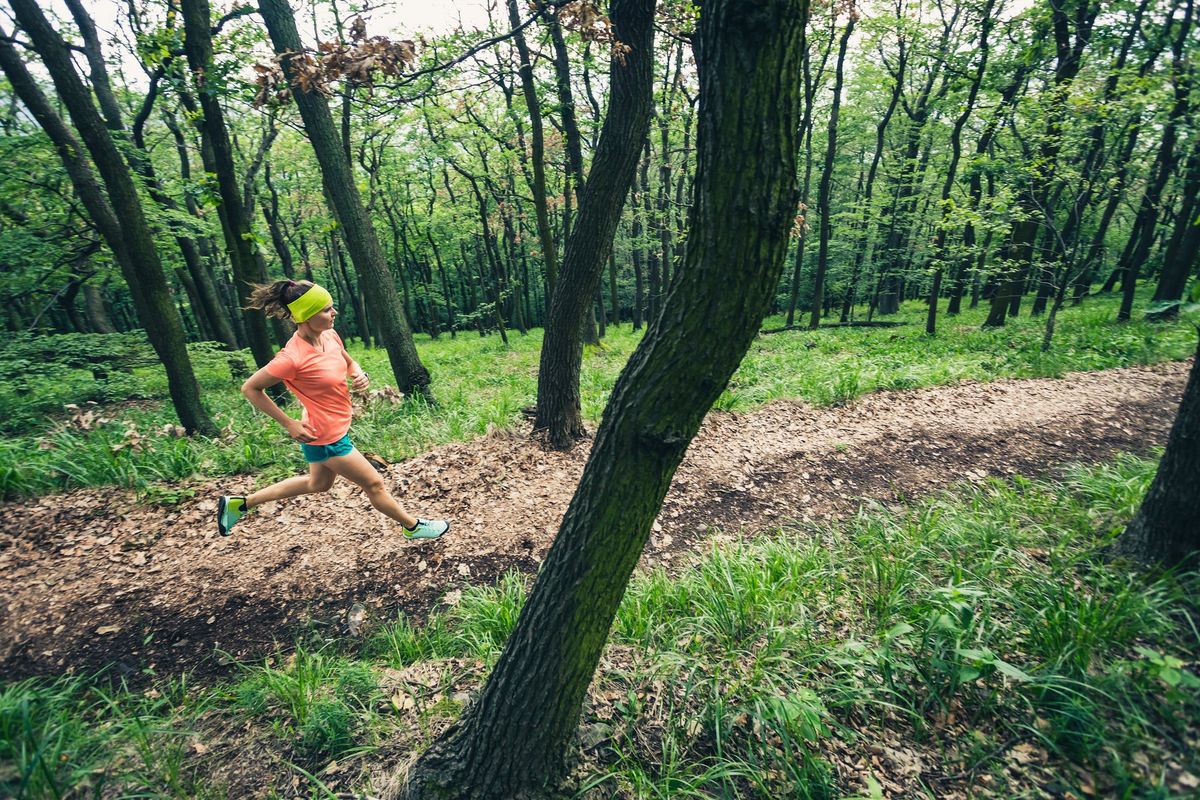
[0,361,1188,683]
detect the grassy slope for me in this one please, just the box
[2,458,1196,798]
[1,291,1194,499]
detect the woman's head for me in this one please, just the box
[245,280,335,328]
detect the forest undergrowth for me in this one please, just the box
[1,455,1197,799]
[0,290,1194,500]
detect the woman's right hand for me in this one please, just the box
[284,418,316,443]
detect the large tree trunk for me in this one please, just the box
[259,0,432,399]
[400,0,807,795]
[3,6,216,436]
[533,0,656,449]
[1114,340,1200,567]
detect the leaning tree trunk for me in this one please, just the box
[258,0,432,398]
[4,4,217,436]
[1113,337,1200,567]
[533,0,656,449]
[400,0,807,795]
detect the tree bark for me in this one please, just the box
[1114,339,1200,567]
[400,0,807,794]
[533,0,656,448]
[83,282,117,334]
[2,7,216,436]
[259,0,433,399]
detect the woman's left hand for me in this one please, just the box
[350,371,370,392]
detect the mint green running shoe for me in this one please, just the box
[217,495,247,537]
[405,518,449,540]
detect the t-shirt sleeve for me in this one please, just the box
[265,350,297,381]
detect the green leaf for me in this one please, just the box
[993,658,1033,683]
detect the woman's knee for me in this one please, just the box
[362,479,389,503]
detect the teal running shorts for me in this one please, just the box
[301,432,354,463]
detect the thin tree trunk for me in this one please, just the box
[181,0,280,366]
[532,0,656,448]
[809,15,854,329]
[507,0,559,297]
[926,0,994,335]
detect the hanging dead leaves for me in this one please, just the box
[253,17,418,107]
[553,0,633,65]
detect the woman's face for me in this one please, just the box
[304,303,337,331]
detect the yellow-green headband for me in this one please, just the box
[287,284,333,323]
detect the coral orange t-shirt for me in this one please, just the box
[265,329,359,445]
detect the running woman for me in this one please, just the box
[216,280,448,541]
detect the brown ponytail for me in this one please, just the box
[244,279,313,320]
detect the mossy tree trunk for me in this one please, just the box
[258,0,432,399]
[1114,338,1200,567]
[533,0,656,449]
[5,2,217,437]
[400,0,807,795]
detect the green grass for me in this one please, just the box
[0,288,1194,499]
[2,456,1196,797]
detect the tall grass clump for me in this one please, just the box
[234,646,380,763]
[0,675,217,799]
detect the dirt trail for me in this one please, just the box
[0,361,1188,682]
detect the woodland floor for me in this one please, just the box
[0,360,1190,684]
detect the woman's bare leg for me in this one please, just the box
[244,461,335,509]
[321,449,419,529]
